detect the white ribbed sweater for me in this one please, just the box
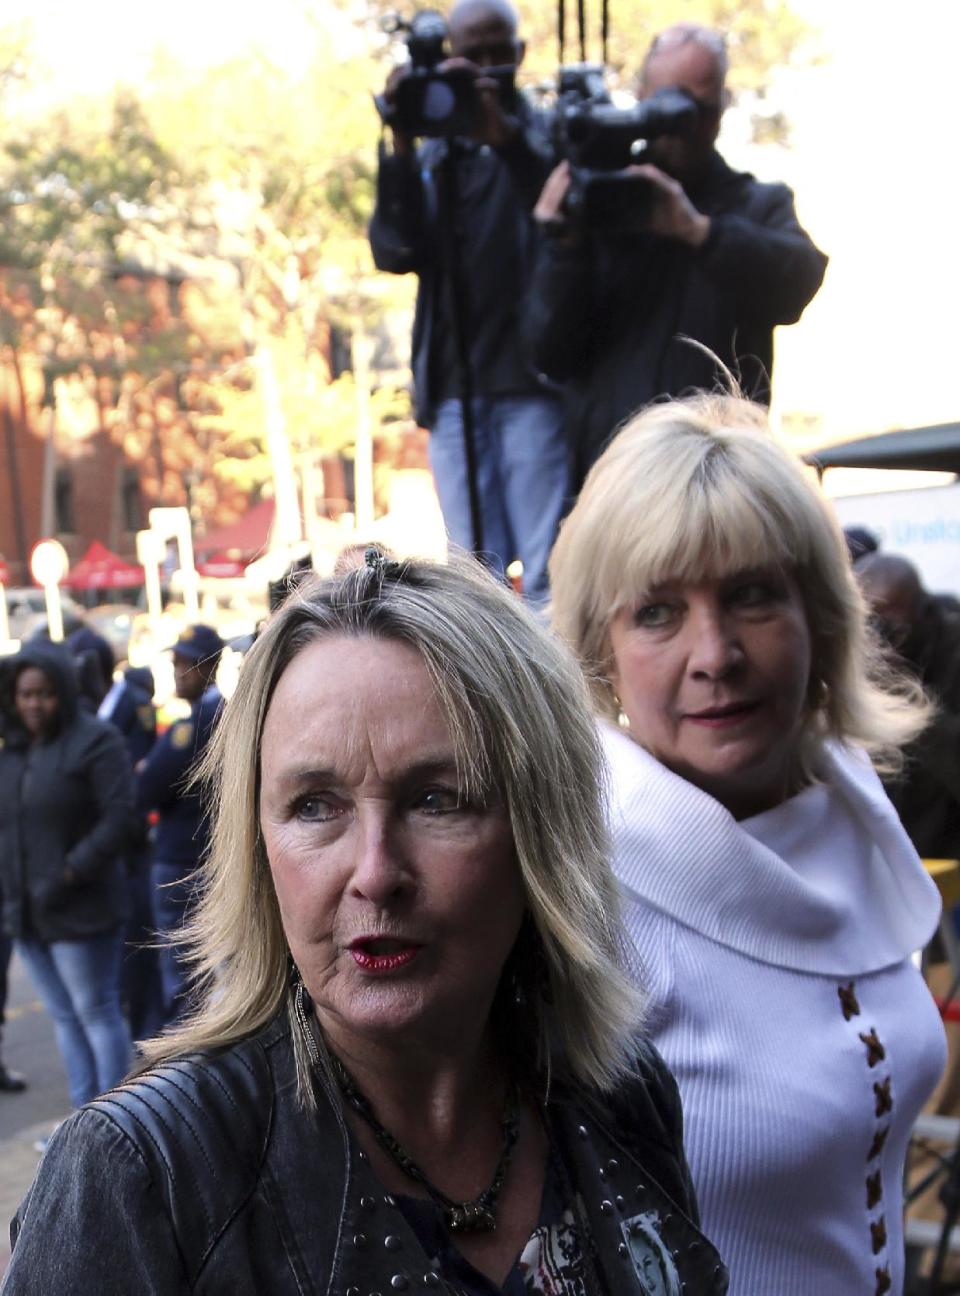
[602,724,947,1296]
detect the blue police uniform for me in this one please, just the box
[136,625,224,1022]
[99,665,162,1038]
[136,686,222,867]
[105,668,157,768]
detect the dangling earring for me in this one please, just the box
[613,692,630,729]
[806,674,828,712]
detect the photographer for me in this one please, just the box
[526,23,828,486]
[369,0,568,606]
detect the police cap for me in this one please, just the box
[172,623,225,665]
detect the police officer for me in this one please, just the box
[137,625,224,1025]
[97,663,162,1039]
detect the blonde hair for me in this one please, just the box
[550,393,929,776]
[140,553,642,1093]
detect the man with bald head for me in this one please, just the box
[857,551,960,858]
[369,0,567,606]
[526,23,828,486]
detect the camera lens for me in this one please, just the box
[422,80,458,123]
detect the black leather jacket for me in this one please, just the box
[5,1007,728,1294]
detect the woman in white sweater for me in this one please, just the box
[550,393,946,1295]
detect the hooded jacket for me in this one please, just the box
[0,642,135,942]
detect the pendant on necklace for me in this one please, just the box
[447,1202,497,1233]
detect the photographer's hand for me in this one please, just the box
[632,164,711,248]
[381,65,416,157]
[533,161,580,244]
[440,57,519,148]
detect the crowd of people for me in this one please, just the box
[0,398,955,1294]
[0,8,956,1296]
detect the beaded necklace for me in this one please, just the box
[330,1051,519,1233]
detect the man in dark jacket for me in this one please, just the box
[857,552,960,859]
[136,624,224,1023]
[369,0,568,605]
[99,663,162,1038]
[527,23,828,486]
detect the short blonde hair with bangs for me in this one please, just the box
[550,394,929,776]
[139,553,643,1095]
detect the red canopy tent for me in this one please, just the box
[196,551,248,579]
[195,499,275,557]
[194,499,276,577]
[61,541,144,591]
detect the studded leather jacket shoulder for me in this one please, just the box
[5,1008,727,1295]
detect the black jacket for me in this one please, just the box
[0,643,134,942]
[886,597,960,858]
[106,668,157,767]
[6,1007,728,1294]
[369,102,556,429]
[525,151,828,484]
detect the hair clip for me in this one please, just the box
[363,546,402,582]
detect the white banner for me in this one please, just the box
[831,484,960,596]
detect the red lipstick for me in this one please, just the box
[349,938,420,974]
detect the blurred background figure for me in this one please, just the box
[0,643,134,1121]
[550,394,944,1295]
[843,525,880,563]
[136,624,224,1025]
[0,928,27,1092]
[66,625,115,713]
[0,687,28,1093]
[66,630,163,1041]
[856,552,960,861]
[103,662,162,1042]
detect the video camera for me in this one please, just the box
[554,64,698,236]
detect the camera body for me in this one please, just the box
[377,10,481,138]
[554,65,698,236]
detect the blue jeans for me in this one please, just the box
[429,394,569,606]
[17,933,132,1107]
[151,861,199,1025]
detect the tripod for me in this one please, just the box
[434,137,485,558]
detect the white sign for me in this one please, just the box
[29,539,69,586]
[29,539,70,642]
[831,484,960,596]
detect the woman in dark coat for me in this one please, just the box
[0,642,134,1108]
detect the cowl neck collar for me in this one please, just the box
[601,723,940,976]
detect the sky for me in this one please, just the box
[5,0,959,463]
[6,0,323,89]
